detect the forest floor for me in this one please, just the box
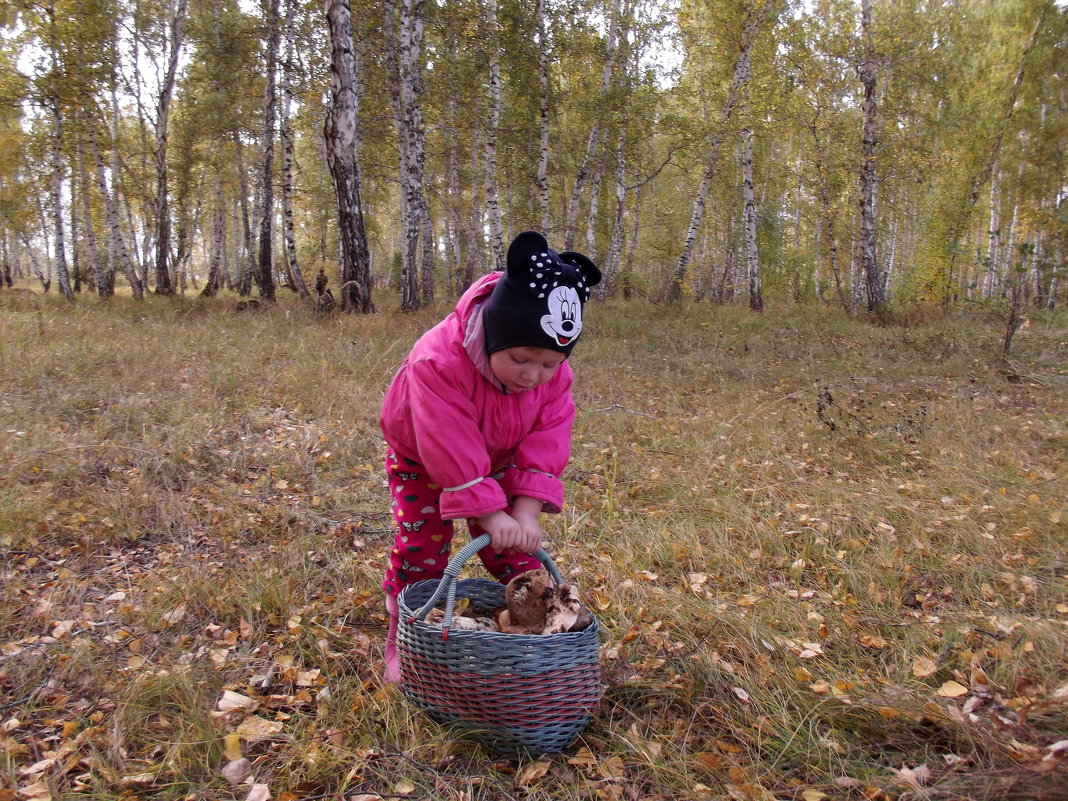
[0,288,1065,801]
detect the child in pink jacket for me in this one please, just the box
[378,230,601,683]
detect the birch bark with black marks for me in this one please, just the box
[324,0,374,312]
[233,134,256,296]
[742,127,762,311]
[86,114,143,298]
[74,119,109,297]
[857,0,883,312]
[667,0,773,303]
[535,0,551,234]
[44,10,73,301]
[945,6,1046,304]
[564,0,623,251]
[983,165,1001,298]
[255,0,280,302]
[279,0,307,299]
[385,0,432,308]
[201,184,226,297]
[151,0,188,296]
[483,0,505,270]
[599,129,627,299]
[807,114,849,313]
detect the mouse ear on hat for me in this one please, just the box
[506,231,550,276]
[560,251,601,288]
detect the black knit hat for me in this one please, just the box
[483,231,602,357]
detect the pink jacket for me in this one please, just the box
[379,273,575,521]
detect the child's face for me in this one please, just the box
[489,346,566,393]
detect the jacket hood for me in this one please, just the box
[453,272,500,328]
[456,273,503,389]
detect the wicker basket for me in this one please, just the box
[397,534,602,754]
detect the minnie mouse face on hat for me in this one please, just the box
[483,232,602,357]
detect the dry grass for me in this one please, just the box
[1,289,1065,801]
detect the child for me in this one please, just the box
[378,230,601,684]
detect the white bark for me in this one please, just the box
[535,0,551,235]
[668,0,773,302]
[984,165,1001,298]
[152,0,189,296]
[858,0,883,311]
[742,128,762,311]
[483,0,504,270]
[325,0,374,312]
[256,0,279,302]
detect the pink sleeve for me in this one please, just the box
[406,357,508,521]
[500,370,575,514]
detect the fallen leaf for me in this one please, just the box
[515,761,550,787]
[16,782,51,801]
[224,733,243,761]
[695,752,724,772]
[859,633,888,649]
[217,690,256,712]
[802,791,828,801]
[731,687,750,703]
[245,784,270,801]
[221,758,253,785]
[567,747,598,768]
[912,656,938,678]
[936,681,969,698]
[235,716,284,742]
[392,780,415,795]
[597,756,625,780]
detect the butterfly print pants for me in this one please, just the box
[382,449,542,596]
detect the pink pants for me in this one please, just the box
[382,449,542,597]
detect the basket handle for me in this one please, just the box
[410,533,565,638]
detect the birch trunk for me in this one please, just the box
[325,0,375,312]
[535,0,551,234]
[667,0,772,302]
[742,128,762,312]
[233,135,256,296]
[564,0,622,250]
[201,185,226,296]
[279,0,307,299]
[858,0,883,312]
[984,165,1001,298]
[46,40,73,300]
[600,129,627,299]
[255,0,279,302]
[87,115,143,298]
[467,121,482,285]
[75,123,108,297]
[152,0,188,296]
[483,0,505,270]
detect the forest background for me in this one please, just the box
[1,0,1067,800]
[0,0,1064,313]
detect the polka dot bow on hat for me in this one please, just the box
[483,231,602,357]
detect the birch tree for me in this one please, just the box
[384,0,431,309]
[279,0,307,299]
[324,0,373,312]
[535,0,551,235]
[151,0,189,296]
[255,0,279,302]
[856,0,883,312]
[666,0,775,303]
[742,126,762,311]
[482,0,504,270]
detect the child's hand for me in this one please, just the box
[477,509,540,555]
[510,496,545,554]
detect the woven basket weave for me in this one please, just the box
[397,534,602,754]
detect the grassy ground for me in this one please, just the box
[0,288,1065,801]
